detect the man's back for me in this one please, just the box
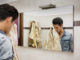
[0,30,14,60]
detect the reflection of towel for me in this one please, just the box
[29,21,42,48]
[29,22,37,47]
[44,27,61,51]
[29,23,36,40]
[8,24,19,60]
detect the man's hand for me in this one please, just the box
[59,29,64,39]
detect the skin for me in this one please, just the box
[53,24,64,39]
[0,17,14,34]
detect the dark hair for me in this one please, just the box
[0,4,18,22]
[52,17,63,26]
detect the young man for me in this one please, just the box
[52,17,73,52]
[0,4,18,60]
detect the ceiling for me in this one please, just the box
[8,0,75,7]
[0,0,80,20]
[0,0,79,13]
[0,0,17,4]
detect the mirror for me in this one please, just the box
[20,6,73,52]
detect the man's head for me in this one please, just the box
[0,4,18,34]
[52,17,63,34]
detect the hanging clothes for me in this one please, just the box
[29,21,42,48]
[8,24,19,60]
[44,27,62,51]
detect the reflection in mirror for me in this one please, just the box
[22,6,73,52]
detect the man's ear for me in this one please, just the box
[6,17,12,23]
[61,24,63,27]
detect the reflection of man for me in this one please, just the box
[52,17,73,52]
[0,4,18,60]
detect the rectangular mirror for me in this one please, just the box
[21,6,73,52]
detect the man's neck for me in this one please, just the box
[59,28,64,39]
[0,23,6,34]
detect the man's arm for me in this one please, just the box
[69,34,73,52]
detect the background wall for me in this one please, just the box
[8,0,80,60]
